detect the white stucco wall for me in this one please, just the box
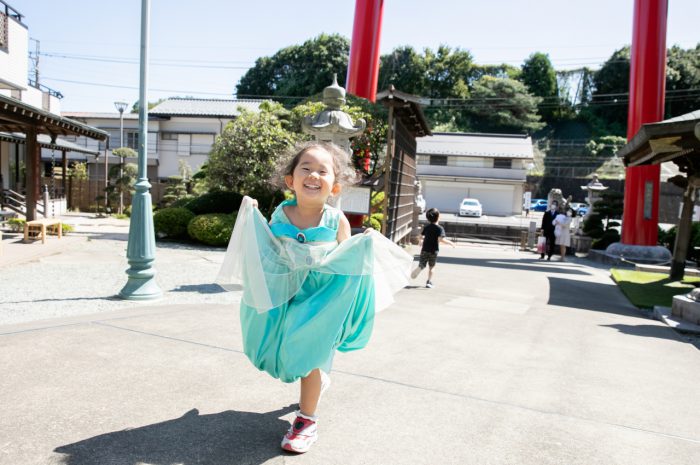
[420,177,524,216]
[0,17,28,91]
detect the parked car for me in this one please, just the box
[574,203,589,216]
[415,194,426,213]
[530,198,548,212]
[459,198,482,217]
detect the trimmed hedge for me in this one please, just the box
[153,207,195,239]
[188,213,236,246]
[185,191,243,215]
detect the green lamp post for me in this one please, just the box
[119,0,162,300]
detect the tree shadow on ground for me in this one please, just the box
[547,276,642,317]
[425,256,592,276]
[599,323,686,342]
[54,405,297,465]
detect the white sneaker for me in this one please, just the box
[426,281,434,288]
[281,413,318,453]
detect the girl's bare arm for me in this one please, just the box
[336,215,351,243]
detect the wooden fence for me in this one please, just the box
[44,177,168,212]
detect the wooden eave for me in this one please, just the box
[0,94,108,141]
[376,86,432,138]
[621,112,700,167]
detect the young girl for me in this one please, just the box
[217,141,412,453]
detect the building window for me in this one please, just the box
[429,155,448,166]
[161,133,178,140]
[126,132,139,150]
[494,158,512,169]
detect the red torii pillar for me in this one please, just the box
[621,0,668,246]
[346,0,384,103]
[346,0,385,228]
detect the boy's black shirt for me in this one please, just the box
[421,223,445,253]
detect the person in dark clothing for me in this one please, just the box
[411,208,455,288]
[540,200,559,260]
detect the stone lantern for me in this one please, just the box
[302,75,369,217]
[580,174,608,220]
[302,74,366,152]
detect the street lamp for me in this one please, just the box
[114,101,128,214]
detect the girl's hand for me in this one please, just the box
[250,199,258,208]
[363,227,374,235]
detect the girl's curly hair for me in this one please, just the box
[271,140,357,190]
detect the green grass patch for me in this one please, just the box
[610,268,700,308]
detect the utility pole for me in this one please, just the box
[29,38,40,85]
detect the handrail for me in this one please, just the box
[1,1,24,24]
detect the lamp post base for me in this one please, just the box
[120,179,162,300]
[119,268,162,300]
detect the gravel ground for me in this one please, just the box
[0,218,239,325]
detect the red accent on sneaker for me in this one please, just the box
[281,416,318,453]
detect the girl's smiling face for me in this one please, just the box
[285,148,340,205]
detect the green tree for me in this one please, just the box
[377,46,427,95]
[521,52,558,122]
[583,47,631,136]
[207,106,297,195]
[666,44,700,118]
[467,76,545,133]
[236,34,350,102]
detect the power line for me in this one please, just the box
[43,77,235,97]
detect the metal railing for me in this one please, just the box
[1,188,26,214]
[1,1,22,21]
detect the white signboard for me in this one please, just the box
[338,186,372,214]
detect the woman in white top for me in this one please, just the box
[553,208,574,261]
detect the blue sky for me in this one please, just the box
[10,0,699,112]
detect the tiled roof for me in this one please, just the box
[149,98,264,117]
[416,132,534,159]
[0,132,100,155]
[62,112,140,120]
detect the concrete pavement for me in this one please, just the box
[1,243,699,464]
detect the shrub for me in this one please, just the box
[169,196,194,209]
[153,207,195,239]
[362,213,384,231]
[7,218,25,232]
[659,222,700,263]
[187,213,236,246]
[582,213,605,239]
[592,229,620,249]
[185,191,244,215]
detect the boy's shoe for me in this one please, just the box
[281,414,318,453]
[426,281,434,288]
[411,267,422,279]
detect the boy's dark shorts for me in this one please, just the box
[419,251,438,268]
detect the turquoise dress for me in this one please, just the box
[217,197,412,383]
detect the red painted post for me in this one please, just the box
[346,0,385,228]
[346,0,384,102]
[621,0,668,245]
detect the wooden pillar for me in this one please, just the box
[671,185,696,280]
[25,126,39,221]
[61,150,67,197]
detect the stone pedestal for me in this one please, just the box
[604,242,672,264]
[672,294,700,325]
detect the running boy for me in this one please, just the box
[411,208,455,288]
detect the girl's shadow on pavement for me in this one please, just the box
[54,405,297,465]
